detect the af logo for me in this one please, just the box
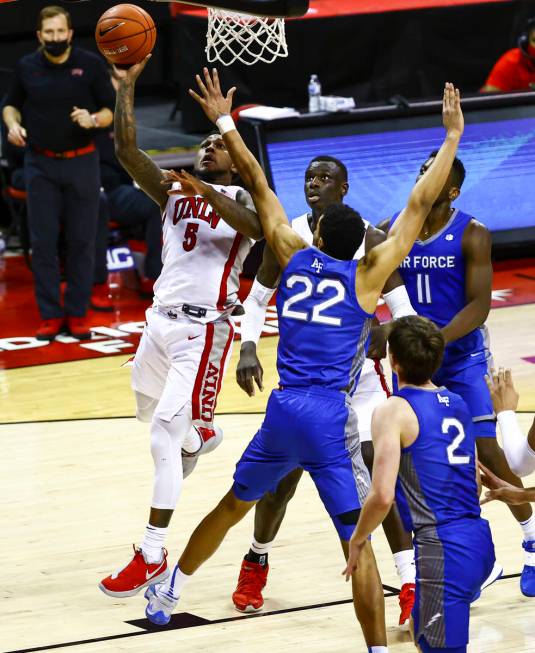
[437,393,450,407]
[311,257,323,273]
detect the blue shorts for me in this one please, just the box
[232,386,370,541]
[413,517,495,649]
[433,353,496,438]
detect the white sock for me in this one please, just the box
[140,524,167,563]
[520,514,535,566]
[368,647,388,652]
[393,549,416,586]
[520,513,535,542]
[164,564,191,600]
[182,426,202,455]
[251,538,274,556]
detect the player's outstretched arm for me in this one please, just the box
[165,169,263,240]
[113,56,168,211]
[440,220,491,344]
[357,84,463,309]
[480,462,535,504]
[237,245,281,396]
[485,368,535,477]
[189,68,306,268]
[344,400,403,579]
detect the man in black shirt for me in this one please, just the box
[2,4,114,340]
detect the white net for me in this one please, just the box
[206,8,288,66]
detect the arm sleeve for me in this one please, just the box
[485,52,519,92]
[4,62,26,110]
[498,410,535,477]
[241,278,276,345]
[383,285,417,319]
[92,57,115,110]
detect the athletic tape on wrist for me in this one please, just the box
[241,279,276,345]
[383,285,417,319]
[216,114,236,135]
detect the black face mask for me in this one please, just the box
[43,40,70,57]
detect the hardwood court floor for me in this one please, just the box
[1,301,535,652]
[1,412,535,653]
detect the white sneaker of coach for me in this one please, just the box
[182,424,224,479]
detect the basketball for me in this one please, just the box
[95,4,156,66]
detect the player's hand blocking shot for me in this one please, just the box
[143,71,465,653]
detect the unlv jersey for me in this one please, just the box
[290,213,369,259]
[154,184,255,323]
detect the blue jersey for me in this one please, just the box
[276,247,373,395]
[390,209,488,364]
[395,386,481,533]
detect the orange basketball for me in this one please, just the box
[95,4,156,66]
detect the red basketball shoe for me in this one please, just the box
[398,582,416,625]
[232,558,269,613]
[90,283,113,312]
[99,545,169,597]
[36,318,65,341]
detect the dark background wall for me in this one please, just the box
[1,0,535,130]
[0,0,174,95]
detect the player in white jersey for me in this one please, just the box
[232,155,418,624]
[99,57,263,598]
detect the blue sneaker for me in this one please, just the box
[144,583,179,625]
[471,561,503,603]
[521,541,535,597]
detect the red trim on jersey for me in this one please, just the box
[373,358,391,397]
[191,322,215,420]
[214,320,235,400]
[217,233,243,311]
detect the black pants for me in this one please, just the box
[94,184,163,284]
[24,149,100,319]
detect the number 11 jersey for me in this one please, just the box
[391,209,487,364]
[276,247,374,395]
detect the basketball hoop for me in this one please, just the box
[206,8,287,66]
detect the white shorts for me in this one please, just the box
[351,358,390,443]
[132,307,235,424]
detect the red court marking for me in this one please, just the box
[0,255,533,371]
[173,0,507,19]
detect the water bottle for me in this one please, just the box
[308,74,322,113]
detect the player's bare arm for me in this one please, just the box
[113,55,168,211]
[480,462,535,505]
[356,83,464,314]
[237,245,280,396]
[365,225,413,358]
[189,67,306,268]
[165,169,263,240]
[344,398,410,579]
[440,220,492,343]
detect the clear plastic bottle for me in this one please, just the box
[308,74,322,113]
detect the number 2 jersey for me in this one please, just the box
[276,247,374,394]
[390,209,489,366]
[153,184,255,322]
[395,386,481,533]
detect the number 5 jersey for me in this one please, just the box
[154,184,255,323]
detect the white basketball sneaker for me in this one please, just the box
[145,582,179,625]
[182,424,223,479]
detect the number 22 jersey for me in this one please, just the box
[276,247,374,394]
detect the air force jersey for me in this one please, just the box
[276,247,373,394]
[395,386,480,533]
[391,209,488,364]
